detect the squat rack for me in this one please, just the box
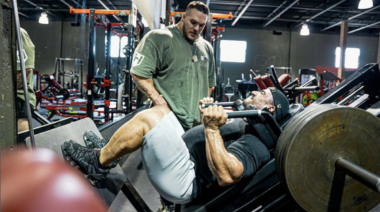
[70,7,133,122]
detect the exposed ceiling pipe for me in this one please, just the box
[263,0,300,27]
[293,0,346,29]
[70,0,82,7]
[18,12,29,18]
[321,4,380,31]
[239,15,380,28]
[210,1,379,14]
[105,0,118,10]
[19,8,70,12]
[348,21,380,34]
[233,0,247,17]
[232,0,254,26]
[59,0,71,8]
[97,0,125,24]
[24,0,59,18]
[265,0,288,19]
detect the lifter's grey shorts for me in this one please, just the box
[141,112,196,204]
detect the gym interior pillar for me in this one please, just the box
[377,34,380,64]
[0,0,17,151]
[338,20,348,79]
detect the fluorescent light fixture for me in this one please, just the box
[300,24,310,36]
[39,12,49,24]
[358,0,373,9]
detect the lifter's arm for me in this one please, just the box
[132,73,170,113]
[203,105,244,186]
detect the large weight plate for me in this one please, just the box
[276,104,335,188]
[277,105,380,211]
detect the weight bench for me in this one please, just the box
[181,103,304,211]
[253,66,320,105]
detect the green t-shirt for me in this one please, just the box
[17,28,36,108]
[131,25,216,131]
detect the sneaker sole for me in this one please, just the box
[61,145,101,186]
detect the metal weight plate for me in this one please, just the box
[278,105,380,211]
[275,104,335,187]
[279,105,335,181]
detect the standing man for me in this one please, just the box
[130,1,214,210]
[131,1,215,131]
[16,28,36,132]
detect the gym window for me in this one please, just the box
[220,40,247,63]
[105,35,129,58]
[335,47,360,69]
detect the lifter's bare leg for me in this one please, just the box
[99,106,168,166]
[61,106,170,184]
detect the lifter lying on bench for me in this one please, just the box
[61,87,289,204]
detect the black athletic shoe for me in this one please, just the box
[61,140,110,185]
[82,130,120,168]
[83,130,109,149]
[159,196,176,212]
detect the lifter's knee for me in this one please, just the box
[18,118,29,132]
[136,107,166,135]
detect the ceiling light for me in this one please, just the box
[39,12,49,24]
[358,0,373,9]
[300,24,310,36]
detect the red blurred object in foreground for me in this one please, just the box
[1,148,107,212]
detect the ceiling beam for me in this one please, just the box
[70,0,82,7]
[348,21,380,34]
[321,4,380,31]
[23,0,60,18]
[239,15,380,28]
[19,8,69,12]
[263,0,300,27]
[104,0,117,9]
[232,0,254,26]
[265,1,287,19]
[59,0,71,8]
[210,1,380,15]
[96,0,126,24]
[18,12,30,18]
[233,0,247,17]
[293,0,346,29]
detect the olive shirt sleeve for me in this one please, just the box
[130,34,160,79]
[16,28,36,108]
[17,28,35,70]
[207,44,216,87]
